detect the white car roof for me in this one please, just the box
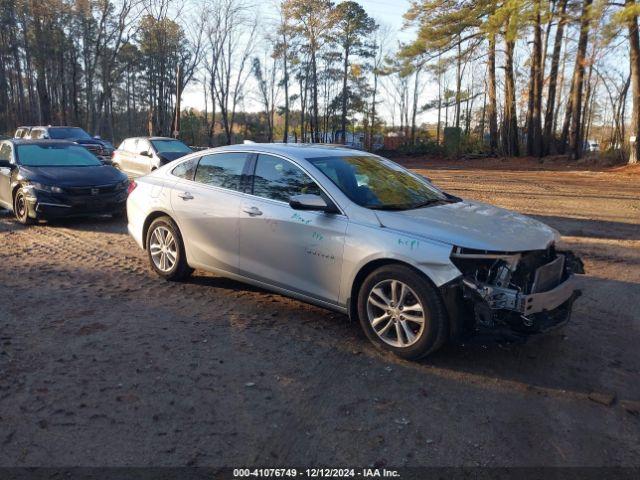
[205,143,367,160]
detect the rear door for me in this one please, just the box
[170,152,251,273]
[238,153,347,304]
[123,139,141,174]
[0,143,14,208]
[132,138,153,175]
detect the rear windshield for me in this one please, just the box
[151,139,192,154]
[48,127,92,140]
[16,144,102,167]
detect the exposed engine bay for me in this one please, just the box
[448,244,585,336]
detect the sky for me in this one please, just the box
[181,0,417,122]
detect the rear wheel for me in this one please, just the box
[146,216,193,281]
[13,188,35,225]
[357,264,447,360]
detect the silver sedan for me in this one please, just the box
[127,144,584,359]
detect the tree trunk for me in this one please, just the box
[410,67,420,145]
[455,37,462,129]
[627,0,640,164]
[436,66,442,144]
[567,0,593,160]
[526,0,543,157]
[311,49,320,143]
[487,33,498,153]
[282,44,290,143]
[369,72,378,150]
[502,37,519,156]
[543,0,568,155]
[340,45,349,143]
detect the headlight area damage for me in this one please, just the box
[444,245,585,338]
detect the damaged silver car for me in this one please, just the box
[127,144,584,360]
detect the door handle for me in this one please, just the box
[177,192,194,200]
[242,206,263,216]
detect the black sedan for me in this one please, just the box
[0,139,129,224]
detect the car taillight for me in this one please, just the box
[127,180,137,195]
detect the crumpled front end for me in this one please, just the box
[447,245,585,336]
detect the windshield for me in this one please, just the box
[16,144,102,167]
[151,139,192,154]
[48,127,92,140]
[307,155,447,210]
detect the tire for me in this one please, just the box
[146,216,193,281]
[13,188,35,225]
[357,264,448,360]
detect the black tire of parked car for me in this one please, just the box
[357,264,448,360]
[146,216,194,281]
[13,188,35,225]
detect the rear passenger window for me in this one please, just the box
[0,144,11,161]
[172,157,197,180]
[138,139,151,154]
[119,139,134,152]
[194,153,248,191]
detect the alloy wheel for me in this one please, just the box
[149,226,178,273]
[366,279,426,348]
[14,191,29,223]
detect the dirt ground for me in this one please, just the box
[0,158,638,467]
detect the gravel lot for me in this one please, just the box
[0,160,639,467]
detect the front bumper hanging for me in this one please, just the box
[454,250,584,334]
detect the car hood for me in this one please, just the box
[21,165,127,187]
[158,151,191,162]
[374,200,558,252]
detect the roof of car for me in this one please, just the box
[122,136,178,141]
[206,143,367,159]
[5,139,77,146]
[16,126,85,129]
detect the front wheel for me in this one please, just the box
[13,188,35,225]
[146,216,193,281]
[357,264,448,360]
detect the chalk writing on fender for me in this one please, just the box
[397,237,420,250]
[291,213,311,225]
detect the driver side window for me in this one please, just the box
[252,154,322,202]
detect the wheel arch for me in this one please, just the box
[348,258,442,322]
[142,210,176,250]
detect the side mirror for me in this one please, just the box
[139,151,151,157]
[420,174,432,183]
[0,159,14,169]
[289,194,338,213]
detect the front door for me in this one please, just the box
[170,152,251,273]
[238,154,347,304]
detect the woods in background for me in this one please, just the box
[0,0,638,164]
